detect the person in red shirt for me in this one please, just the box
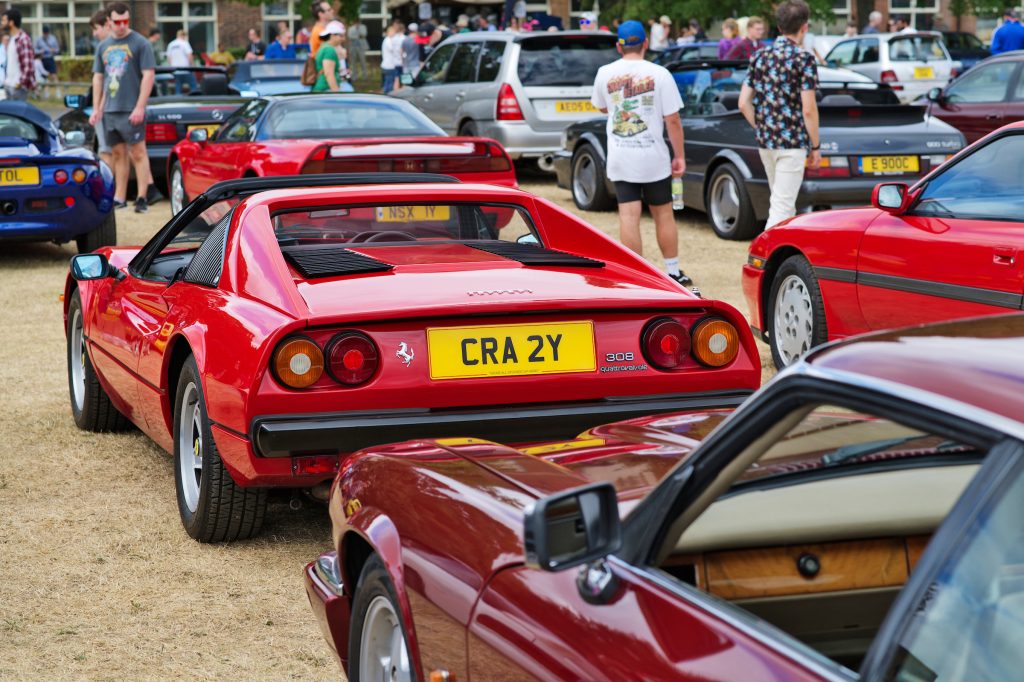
[725,16,765,61]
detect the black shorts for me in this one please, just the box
[614,176,672,206]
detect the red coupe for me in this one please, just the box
[744,120,1024,369]
[306,314,1024,680]
[166,93,517,215]
[64,174,759,542]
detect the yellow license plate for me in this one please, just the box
[427,321,595,380]
[861,155,919,175]
[555,100,599,114]
[375,205,451,222]
[0,166,40,186]
[914,66,934,79]
[187,124,219,137]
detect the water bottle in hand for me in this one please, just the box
[671,176,684,211]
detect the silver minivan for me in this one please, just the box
[391,31,618,171]
[824,32,960,104]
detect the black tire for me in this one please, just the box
[348,554,416,681]
[705,163,759,240]
[767,255,829,370]
[169,160,189,216]
[173,356,267,542]
[76,210,117,254]
[570,144,615,212]
[458,120,478,136]
[66,289,131,432]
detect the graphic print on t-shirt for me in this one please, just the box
[607,74,655,138]
[101,42,133,98]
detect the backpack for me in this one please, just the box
[301,55,319,86]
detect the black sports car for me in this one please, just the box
[58,66,248,194]
[554,60,966,240]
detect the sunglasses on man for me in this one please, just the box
[112,18,130,26]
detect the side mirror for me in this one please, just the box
[516,233,539,246]
[65,130,87,147]
[926,87,944,103]
[872,182,909,213]
[70,253,113,280]
[826,59,838,68]
[399,73,414,85]
[188,127,209,143]
[524,482,621,572]
[64,94,83,109]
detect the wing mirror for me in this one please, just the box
[926,87,945,103]
[65,130,87,147]
[70,254,115,280]
[64,94,83,109]
[872,182,910,214]
[517,233,539,246]
[524,482,621,573]
[188,127,209,143]
[399,73,414,86]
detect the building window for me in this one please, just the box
[8,1,101,57]
[360,0,386,55]
[888,0,941,30]
[156,2,216,57]
[262,1,301,41]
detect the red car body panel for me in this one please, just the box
[171,136,519,198]
[744,122,1024,341]
[66,183,759,489]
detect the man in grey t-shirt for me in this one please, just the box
[90,2,156,213]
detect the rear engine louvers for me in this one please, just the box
[280,245,394,279]
[467,242,604,268]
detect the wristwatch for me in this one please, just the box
[811,143,821,150]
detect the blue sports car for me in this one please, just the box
[0,100,115,253]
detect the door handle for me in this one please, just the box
[986,114,1001,120]
[993,248,1017,265]
[455,90,466,100]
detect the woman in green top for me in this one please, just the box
[313,21,353,92]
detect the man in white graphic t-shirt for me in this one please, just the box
[592,20,690,286]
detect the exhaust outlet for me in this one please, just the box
[0,200,15,216]
[537,154,556,173]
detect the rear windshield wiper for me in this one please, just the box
[822,436,966,467]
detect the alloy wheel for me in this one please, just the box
[359,596,411,682]
[177,381,203,513]
[709,173,740,234]
[70,308,86,412]
[572,152,597,206]
[773,274,814,366]
[170,167,185,215]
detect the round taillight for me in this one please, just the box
[54,169,68,184]
[326,332,378,386]
[272,337,324,389]
[72,168,87,183]
[642,318,691,370]
[691,318,740,367]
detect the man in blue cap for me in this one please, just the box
[591,19,691,286]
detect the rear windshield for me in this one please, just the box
[273,203,537,245]
[248,62,304,79]
[889,36,947,61]
[262,99,443,139]
[0,114,41,142]
[517,35,618,86]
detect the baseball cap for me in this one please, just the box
[408,22,418,31]
[580,12,596,25]
[1006,8,1021,19]
[660,15,672,24]
[320,20,345,37]
[617,20,646,46]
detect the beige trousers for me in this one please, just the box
[759,148,808,229]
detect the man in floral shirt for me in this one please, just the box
[738,0,820,228]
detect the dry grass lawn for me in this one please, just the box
[0,178,773,680]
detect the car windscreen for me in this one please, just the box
[517,35,618,86]
[261,99,443,139]
[0,114,42,142]
[248,62,304,79]
[273,203,537,246]
[674,67,746,116]
[889,35,947,61]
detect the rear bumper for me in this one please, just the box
[554,150,572,189]
[304,551,350,672]
[148,144,171,185]
[251,390,753,459]
[475,121,563,158]
[798,177,909,208]
[741,264,767,336]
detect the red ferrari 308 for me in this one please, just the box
[744,121,1024,369]
[166,94,517,215]
[64,174,759,542]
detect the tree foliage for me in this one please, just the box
[230,0,363,22]
[598,0,838,28]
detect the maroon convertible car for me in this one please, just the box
[305,315,1024,680]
